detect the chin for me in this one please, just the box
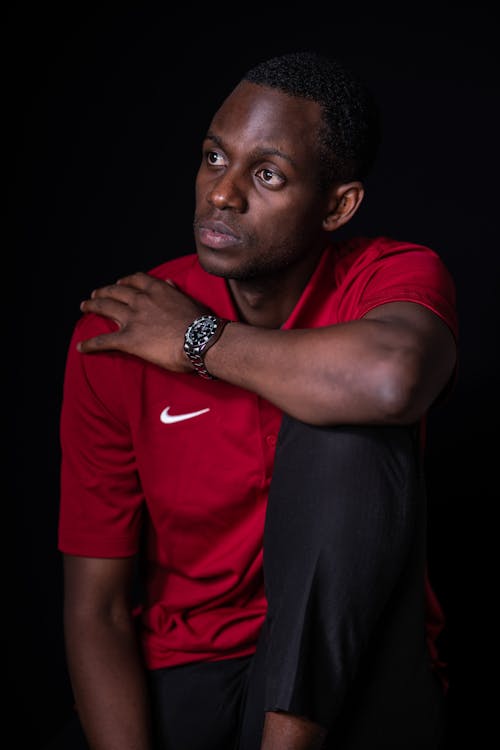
[196,243,292,282]
[196,246,242,279]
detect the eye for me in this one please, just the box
[256,167,285,188]
[206,150,225,167]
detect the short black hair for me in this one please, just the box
[243,51,381,187]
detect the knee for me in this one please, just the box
[274,416,418,483]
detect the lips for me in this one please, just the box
[195,219,242,250]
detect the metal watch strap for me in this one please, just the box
[184,315,229,380]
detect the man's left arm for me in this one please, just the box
[78,273,457,426]
[205,300,456,425]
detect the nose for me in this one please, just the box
[207,171,247,212]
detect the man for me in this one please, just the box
[58,51,457,749]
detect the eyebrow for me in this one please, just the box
[205,131,298,169]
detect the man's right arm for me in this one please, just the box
[63,554,153,750]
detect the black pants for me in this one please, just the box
[149,418,446,749]
[49,418,447,749]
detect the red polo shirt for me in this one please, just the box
[58,236,458,672]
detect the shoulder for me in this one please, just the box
[148,253,199,283]
[73,254,201,340]
[332,235,455,292]
[335,235,449,267]
[330,236,457,335]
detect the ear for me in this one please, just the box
[322,182,364,232]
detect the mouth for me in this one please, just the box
[195,219,242,250]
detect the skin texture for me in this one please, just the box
[63,556,153,750]
[64,81,457,749]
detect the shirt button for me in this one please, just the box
[266,434,277,447]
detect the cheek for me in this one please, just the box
[250,204,323,259]
[194,172,205,204]
[195,166,215,203]
[259,198,321,237]
[274,208,327,255]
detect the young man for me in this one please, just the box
[58,51,458,749]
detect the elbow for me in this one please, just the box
[375,356,424,424]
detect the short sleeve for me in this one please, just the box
[58,314,145,557]
[337,240,458,341]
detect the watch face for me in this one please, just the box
[186,316,218,348]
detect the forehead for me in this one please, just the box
[207,81,323,160]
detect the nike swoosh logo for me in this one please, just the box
[160,406,210,424]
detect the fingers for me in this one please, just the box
[81,272,182,322]
[80,296,128,327]
[81,271,154,309]
[115,272,178,292]
[89,282,137,304]
[77,331,121,353]
[85,273,160,308]
[89,274,177,303]
[115,271,156,290]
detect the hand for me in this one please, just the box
[77,271,212,372]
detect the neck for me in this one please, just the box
[228,246,327,328]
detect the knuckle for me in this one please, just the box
[94,284,113,299]
[92,297,106,311]
[132,271,148,286]
[93,334,106,348]
[141,272,155,288]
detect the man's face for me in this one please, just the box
[194,81,330,281]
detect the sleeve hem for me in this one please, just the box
[358,292,458,341]
[58,535,139,558]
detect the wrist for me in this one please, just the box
[183,314,230,379]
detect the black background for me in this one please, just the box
[7,6,499,748]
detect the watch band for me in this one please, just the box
[183,315,230,380]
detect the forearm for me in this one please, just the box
[64,613,153,750]
[204,319,424,425]
[77,277,456,425]
[261,711,327,749]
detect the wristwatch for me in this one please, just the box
[183,314,229,379]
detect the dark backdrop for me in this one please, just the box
[7,6,499,748]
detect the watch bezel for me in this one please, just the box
[184,315,220,354]
[184,314,229,379]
